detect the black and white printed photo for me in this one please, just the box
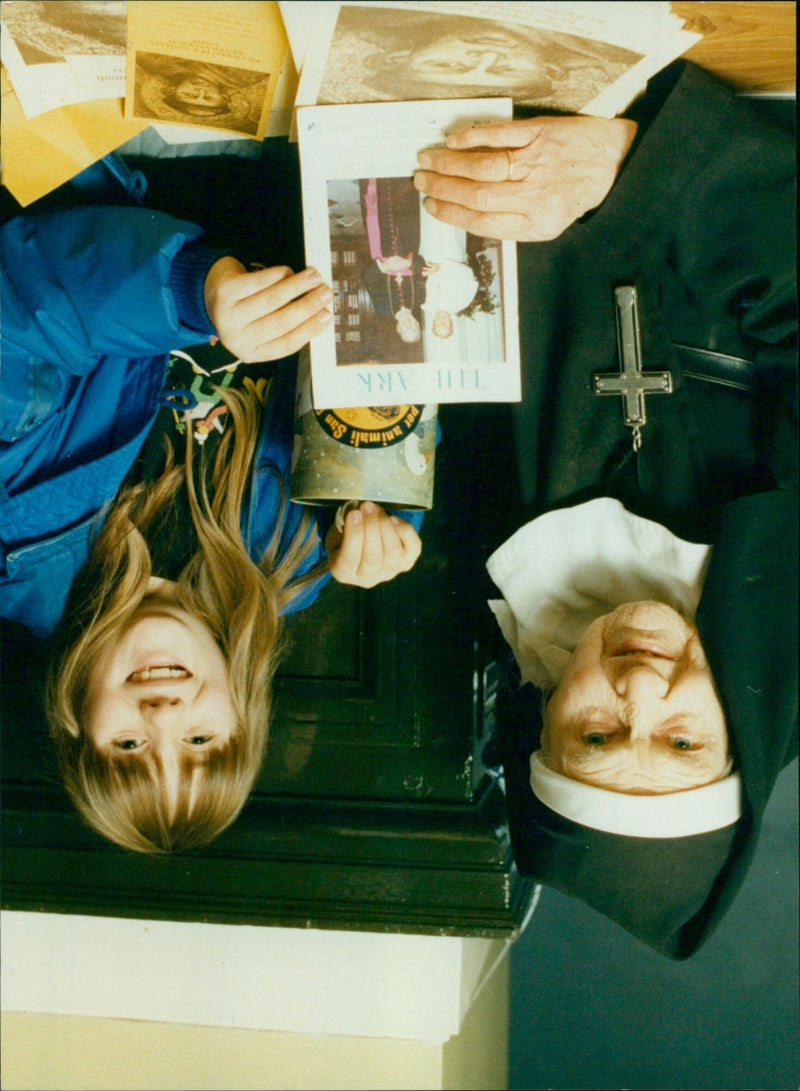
[318,6,641,112]
[132,52,271,135]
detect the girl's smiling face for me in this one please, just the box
[84,579,237,815]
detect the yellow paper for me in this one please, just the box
[1,66,148,208]
[125,1,287,140]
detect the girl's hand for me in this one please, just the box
[413,115,637,242]
[327,502,422,588]
[203,257,333,362]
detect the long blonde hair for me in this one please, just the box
[46,385,324,853]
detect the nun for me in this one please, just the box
[414,60,797,956]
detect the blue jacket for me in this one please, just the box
[0,205,329,637]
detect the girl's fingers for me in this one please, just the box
[329,504,380,586]
[390,516,422,570]
[376,507,404,568]
[207,260,335,362]
[329,505,421,587]
[332,505,365,578]
[212,263,295,309]
[354,502,385,574]
[245,281,331,339]
[239,264,298,294]
[248,305,333,363]
[233,269,328,325]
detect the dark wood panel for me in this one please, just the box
[1,402,533,936]
[1,780,532,936]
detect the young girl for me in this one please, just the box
[1,202,421,853]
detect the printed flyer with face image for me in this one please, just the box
[124,0,287,138]
[288,1,701,118]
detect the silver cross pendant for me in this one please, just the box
[593,285,673,451]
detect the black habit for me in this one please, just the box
[497,62,797,958]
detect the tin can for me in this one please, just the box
[291,350,436,511]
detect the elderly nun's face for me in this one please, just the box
[541,602,731,794]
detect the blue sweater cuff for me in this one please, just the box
[168,242,237,335]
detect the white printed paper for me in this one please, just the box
[298,97,521,409]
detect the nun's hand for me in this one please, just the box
[414,115,637,242]
[327,502,422,588]
[203,257,333,363]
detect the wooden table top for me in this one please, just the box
[672,2,796,94]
